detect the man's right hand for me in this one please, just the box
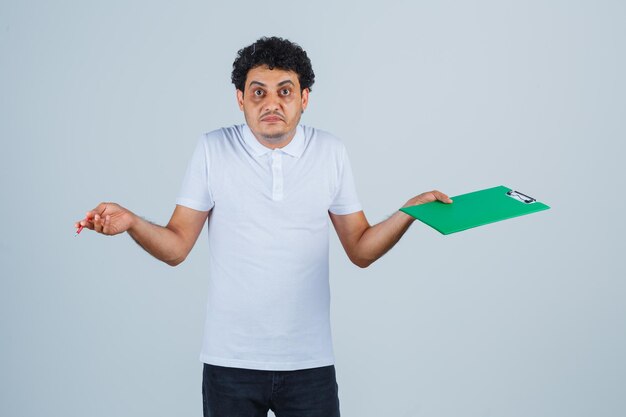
[74,203,209,266]
[75,202,136,236]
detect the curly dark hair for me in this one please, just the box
[231,36,315,93]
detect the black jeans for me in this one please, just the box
[202,363,341,417]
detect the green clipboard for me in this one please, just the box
[399,185,550,235]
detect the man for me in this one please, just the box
[75,36,452,417]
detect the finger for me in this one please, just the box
[83,218,95,229]
[430,190,452,204]
[93,214,103,233]
[87,203,107,219]
[75,216,93,230]
[102,215,111,235]
[85,211,98,224]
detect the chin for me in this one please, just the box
[262,131,289,141]
[259,125,289,139]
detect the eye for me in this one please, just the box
[280,88,291,96]
[254,89,264,97]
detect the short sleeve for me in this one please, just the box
[329,145,362,215]
[175,135,215,211]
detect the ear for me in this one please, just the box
[301,88,309,112]
[236,89,244,111]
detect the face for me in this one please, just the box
[237,65,309,148]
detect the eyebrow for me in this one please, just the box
[248,80,296,88]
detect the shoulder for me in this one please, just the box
[302,125,347,154]
[198,125,245,151]
[200,125,242,142]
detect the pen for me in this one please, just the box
[75,216,90,237]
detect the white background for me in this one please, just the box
[1,1,624,416]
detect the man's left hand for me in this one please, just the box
[402,190,453,208]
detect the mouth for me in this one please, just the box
[260,115,284,123]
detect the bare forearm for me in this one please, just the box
[127,214,185,266]
[353,210,415,267]
[343,190,452,268]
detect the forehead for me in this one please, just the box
[245,65,300,87]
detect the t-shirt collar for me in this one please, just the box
[243,124,305,158]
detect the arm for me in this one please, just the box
[329,190,452,268]
[74,203,209,266]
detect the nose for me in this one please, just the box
[263,92,281,113]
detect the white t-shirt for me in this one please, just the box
[176,123,362,371]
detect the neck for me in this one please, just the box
[253,127,298,149]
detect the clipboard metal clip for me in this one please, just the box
[506,190,536,204]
